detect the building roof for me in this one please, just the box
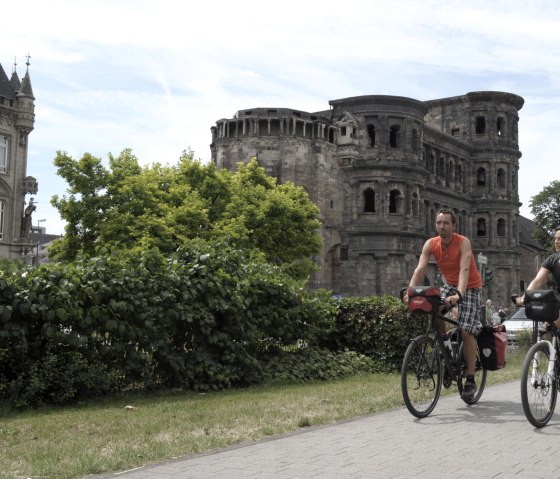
[0,63,16,99]
[519,215,547,251]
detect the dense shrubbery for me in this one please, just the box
[323,296,427,372]
[0,245,420,408]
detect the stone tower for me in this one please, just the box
[0,57,38,261]
[210,91,525,306]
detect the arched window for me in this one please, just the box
[477,218,487,237]
[389,189,402,214]
[437,155,445,178]
[477,167,486,186]
[389,125,400,148]
[496,117,505,136]
[412,193,419,216]
[497,218,506,237]
[475,116,486,134]
[367,124,376,147]
[497,168,506,188]
[411,129,418,151]
[364,188,375,212]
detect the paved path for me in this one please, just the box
[91,381,560,479]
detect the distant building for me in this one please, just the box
[0,57,38,261]
[211,91,543,305]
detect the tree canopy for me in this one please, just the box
[50,150,323,280]
[529,180,560,249]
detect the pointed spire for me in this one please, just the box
[10,57,20,90]
[0,62,16,99]
[18,54,34,99]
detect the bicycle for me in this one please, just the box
[517,289,560,428]
[400,285,487,418]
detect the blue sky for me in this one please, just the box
[3,0,560,235]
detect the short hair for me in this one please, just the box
[436,208,457,225]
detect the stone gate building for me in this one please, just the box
[211,91,536,306]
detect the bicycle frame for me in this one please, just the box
[428,308,460,382]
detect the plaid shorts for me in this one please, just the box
[440,283,483,335]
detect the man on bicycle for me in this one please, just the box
[406,208,483,400]
[517,228,560,329]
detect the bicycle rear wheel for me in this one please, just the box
[520,341,558,428]
[401,335,442,418]
[458,341,487,404]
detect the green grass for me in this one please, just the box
[0,347,527,479]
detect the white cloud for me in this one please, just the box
[2,0,560,235]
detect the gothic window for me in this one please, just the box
[496,117,505,136]
[497,218,506,237]
[367,124,376,146]
[389,189,402,214]
[477,167,486,186]
[389,125,400,148]
[0,136,7,174]
[475,116,486,134]
[411,129,418,151]
[476,218,487,237]
[497,168,506,188]
[364,188,375,212]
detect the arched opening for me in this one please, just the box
[497,168,506,188]
[477,218,487,237]
[497,218,506,237]
[367,124,376,147]
[389,189,402,214]
[477,167,486,186]
[364,188,375,212]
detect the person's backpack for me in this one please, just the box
[477,324,507,371]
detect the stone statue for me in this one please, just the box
[20,197,36,239]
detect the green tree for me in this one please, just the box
[529,180,560,249]
[50,150,322,279]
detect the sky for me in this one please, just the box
[3,0,560,235]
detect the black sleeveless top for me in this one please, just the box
[542,253,560,292]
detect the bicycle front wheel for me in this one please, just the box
[458,341,487,405]
[401,335,442,418]
[520,341,558,428]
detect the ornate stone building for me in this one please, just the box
[211,91,534,306]
[0,58,38,261]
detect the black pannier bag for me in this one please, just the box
[407,286,441,314]
[524,289,560,321]
[477,324,508,370]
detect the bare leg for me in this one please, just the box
[462,330,476,376]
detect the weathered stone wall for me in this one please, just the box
[211,91,539,303]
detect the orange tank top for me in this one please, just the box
[429,233,482,289]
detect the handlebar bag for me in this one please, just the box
[524,290,560,321]
[407,286,441,314]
